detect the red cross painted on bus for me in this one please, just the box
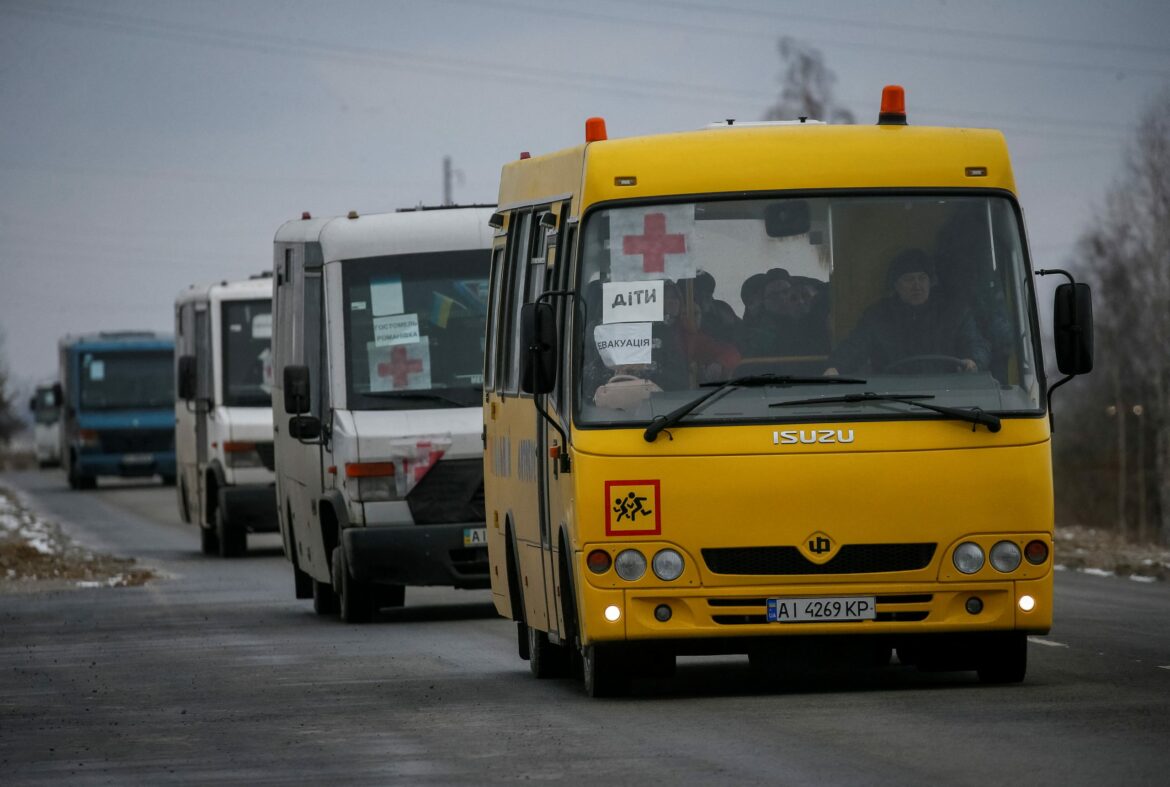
[377,346,423,387]
[623,212,686,274]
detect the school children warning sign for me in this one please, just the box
[609,205,695,282]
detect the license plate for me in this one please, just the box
[462,527,487,547]
[766,596,877,623]
[121,453,154,465]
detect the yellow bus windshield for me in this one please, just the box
[576,194,1042,427]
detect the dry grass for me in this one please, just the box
[1055,525,1170,581]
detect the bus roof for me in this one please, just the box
[498,123,1015,217]
[59,331,173,353]
[273,215,332,245]
[175,273,273,307]
[318,205,496,264]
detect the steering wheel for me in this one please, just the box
[882,354,966,374]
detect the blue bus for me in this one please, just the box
[56,331,176,489]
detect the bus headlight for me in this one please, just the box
[990,541,1022,573]
[953,542,985,574]
[651,549,684,581]
[614,549,646,581]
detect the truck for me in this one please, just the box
[55,331,176,489]
[174,274,278,556]
[272,206,494,622]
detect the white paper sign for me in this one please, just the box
[368,339,431,392]
[373,313,420,347]
[251,313,272,339]
[259,347,273,394]
[89,359,105,381]
[609,204,696,282]
[370,276,405,316]
[602,280,664,324]
[594,322,653,367]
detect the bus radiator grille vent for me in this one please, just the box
[96,429,174,454]
[406,458,486,525]
[701,544,937,575]
[255,442,276,471]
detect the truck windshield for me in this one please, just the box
[79,350,174,411]
[221,299,273,407]
[575,194,1042,428]
[341,249,490,410]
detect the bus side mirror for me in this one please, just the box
[177,355,197,401]
[51,383,63,407]
[283,365,311,414]
[520,302,558,395]
[29,396,37,413]
[1053,283,1093,375]
[288,414,321,441]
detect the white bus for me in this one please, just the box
[174,274,278,556]
[272,206,494,622]
[29,382,61,468]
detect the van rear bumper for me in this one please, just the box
[342,523,489,589]
[220,484,278,532]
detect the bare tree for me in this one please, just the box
[0,331,24,446]
[764,37,855,124]
[1056,85,1170,545]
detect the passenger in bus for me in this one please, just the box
[825,249,990,375]
[693,271,741,344]
[739,272,769,325]
[741,268,830,358]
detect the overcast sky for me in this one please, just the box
[2,0,1168,388]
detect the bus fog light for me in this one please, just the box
[652,549,684,581]
[614,549,647,581]
[654,604,672,622]
[990,541,1022,573]
[953,542,985,574]
[604,605,622,622]
[1018,595,1036,612]
[1024,540,1049,565]
[965,597,983,615]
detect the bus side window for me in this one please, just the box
[484,246,505,393]
[502,211,533,394]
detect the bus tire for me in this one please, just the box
[977,632,1027,684]
[216,505,246,558]
[293,564,313,600]
[583,644,630,698]
[312,577,337,616]
[332,546,373,624]
[199,525,220,556]
[377,584,405,608]
[528,626,569,679]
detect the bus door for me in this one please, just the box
[534,203,573,641]
[193,302,212,520]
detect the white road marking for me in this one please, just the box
[1158,665,1170,671]
[1028,637,1069,648]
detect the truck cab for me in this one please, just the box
[272,206,494,622]
[56,331,176,489]
[174,274,278,556]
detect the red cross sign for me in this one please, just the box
[622,212,687,274]
[377,345,423,387]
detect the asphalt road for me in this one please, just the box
[2,469,1169,785]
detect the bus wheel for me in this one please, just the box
[332,546,373,624]
[516,621,531,661]
[160,474,176,486]
[216,506,247,558]
[293,564,313,599]
[528,626,569,679]
[376,584,405,608]
[200,525,220,556]
[583,644,630,698]
[312,577,337,616]
[977,632,1027,684]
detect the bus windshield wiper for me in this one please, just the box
[770,391,1001,433]
[643,374,866,443]
[363,391,473,408]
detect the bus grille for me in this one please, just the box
[255,442,275,471]
[702,544,936,575]
[407,459,486,525]
[98,429,173,454]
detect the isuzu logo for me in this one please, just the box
[773,429,855,445]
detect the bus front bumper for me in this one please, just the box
[76,452,176,479]
[579,578,1052,648]
[342,523,490,589]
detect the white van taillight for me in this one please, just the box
[345,462,398,502]
[223,441,262,468]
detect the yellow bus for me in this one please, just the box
[483,87,1093,696]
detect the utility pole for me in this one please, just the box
[442,156,453,206]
